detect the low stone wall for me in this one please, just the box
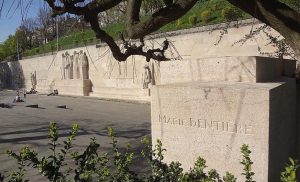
[3,19,286,101]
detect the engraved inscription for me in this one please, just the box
[158,115,254,134]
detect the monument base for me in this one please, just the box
[151,79,297,181]
[90,87,150,102]
[54,79,91,96]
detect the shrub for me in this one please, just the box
[35,48,40,54]
[201,10,211,23]
[189,15,198,26]
[211,4,220,11]
[74,40,79,45]
[281,158,300,182]
[0,123,299,182]
[221,7,244,21]
[240,144,255,182]
[50,45,55,52]
[176,19,183,28]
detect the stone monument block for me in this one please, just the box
[151,79,297,181]
[158,57,295,84]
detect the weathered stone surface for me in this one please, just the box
[151,79,298,181]
[157,57,295,84]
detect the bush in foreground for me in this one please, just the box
[0,123,298,182]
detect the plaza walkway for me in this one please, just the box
[0,90,151,181]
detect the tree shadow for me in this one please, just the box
[0,103,14,109]
[8,61,25,89]
[0,62,12,89]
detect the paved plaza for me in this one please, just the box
[0,90,151,181]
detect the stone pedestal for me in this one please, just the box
[54,79,91,96]
[151,57,298,181]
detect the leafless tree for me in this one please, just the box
[36,6,54,44]
[20,18,38,48]
[98,1,127,26]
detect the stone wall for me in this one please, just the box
[4,19,286,101]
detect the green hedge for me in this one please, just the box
[1,123,298,182]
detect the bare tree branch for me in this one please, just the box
[125,0,198,39]
[227,0,300,58]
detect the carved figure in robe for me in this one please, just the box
[73,51,80,79]
[143,65,152,89]
[64,52,71,79]
[61,53,66,79]
[77,51,84,79]
[81,52,89,79]
[69,55,74,79]
[30,71,37,89]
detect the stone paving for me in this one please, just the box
[0,90,151,181]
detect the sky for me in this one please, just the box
[0,0,47,43]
